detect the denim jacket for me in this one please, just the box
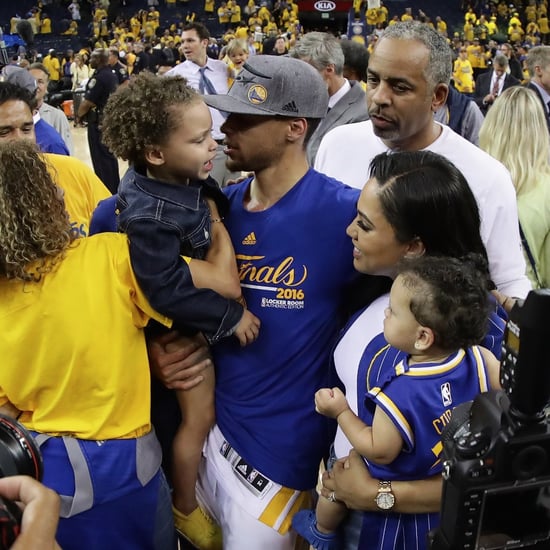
[117,166,243,343]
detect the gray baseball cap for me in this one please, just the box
[1,66,37,94]
[203,55,329,118]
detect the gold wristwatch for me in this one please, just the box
[375,480,396,511]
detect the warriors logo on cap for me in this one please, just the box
[247,84,267,105]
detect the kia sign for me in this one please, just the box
[314,1,336,11]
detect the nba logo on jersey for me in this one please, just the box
[441,383,452,407]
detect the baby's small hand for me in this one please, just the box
[234,309,261,346]
[315,387,349,418]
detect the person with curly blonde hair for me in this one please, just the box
[0,140,177,550]
[99,71,260,550]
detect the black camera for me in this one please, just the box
[0,414,43,550]
[430,290,550,550]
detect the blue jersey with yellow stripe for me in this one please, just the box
[356,333,494,550]
[362,338,490,480]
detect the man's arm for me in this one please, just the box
[77,97,95,119]
[148,331,211,390]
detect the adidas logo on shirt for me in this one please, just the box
[242,232,257,245]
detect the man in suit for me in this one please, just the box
[525,45,550,133]
[290,32,369,165]
[474,54,520,115]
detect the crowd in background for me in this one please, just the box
[2,1,549,99]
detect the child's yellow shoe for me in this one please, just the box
[173,505,223,550]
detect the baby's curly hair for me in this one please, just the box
[397,254,491,351]
[0,140,74,281]
[101,72,200,166]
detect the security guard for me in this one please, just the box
[77,48,119,193]
[108,48,130,86]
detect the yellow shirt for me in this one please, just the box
[467,44,483,68]
[487,20,498,35]
[218,6,230,23]
[130,16,141,36]
[44,153,111,237]
[453,58,474,93]
[463,22,475,41]
[235,25,249,39]
[526,5,537,22]
[94,7,107,22]
[258,6,271,21]
[0,234,170,440]
[43,54,61,81]
[249,15,262,30]
[377,6,388,24]
[40,17,52,34]
[230,4,242,23]
[366,8,378,26]
[264,21,278,34]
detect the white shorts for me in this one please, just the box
[196,425,311,550]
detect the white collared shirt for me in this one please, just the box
[328,78,351,110]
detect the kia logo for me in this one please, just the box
[314,1,336,12]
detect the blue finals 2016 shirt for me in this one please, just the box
[213,169,359,490]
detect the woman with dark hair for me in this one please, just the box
[318,150,505,550]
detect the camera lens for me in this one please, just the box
[0,414,43,480]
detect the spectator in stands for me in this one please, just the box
[453,46,475,94]
[474,53,520,115]
[272,35,289,55]
[108,48,130,86]
[290,32,369,164]
[71,53,90,127]
[524,45,550,133]
[262,27,278,54]
[68,2,81,22]
[40,12,52,34]
[60,50,75,90]
[340,39,369,92]
[480,85,550,289]
[499,42,524,79]
[226,38,249,85]
[1,68,69,156]
[42,49,61,94]
[28,63,74,154]
[218,2,231,31]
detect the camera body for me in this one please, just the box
[430,290,550,550]
[0,414,43,550]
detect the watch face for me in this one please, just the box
[376,492,395,510]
